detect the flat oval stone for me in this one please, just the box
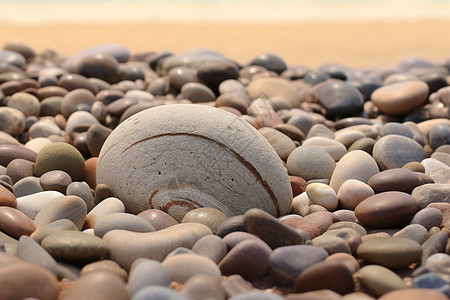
[85,197,125,228]
[412,183,450,209]
[216,215,245,237]
[128,258,171,296]
[16,190,64,219]
[270,245,329,286]
[0,263,59,300]
[66,181,95,212]
[34,142,85,181]
[182,207,228,234]
[368,168,433,193]
[302,136,347,161]
[28,119,62,139]
[0,206,35,238]
[39,170,72,194]
[286,145,336,181]
[334,130,366,148]
[0,183,17,208]
[65,110,99,137]
[357,237,422,269]
[94,212,156,238]
[219,239,271,280]
[258,127,296,160]
[429,124,450,150]
[97,104,292,219]
[0,144,37,168]
[323,227,362,255]
[7,92,40,117]
[338,179,374,210]
[356,264,407,297]
[378,288,449,300]
[355,191,419,228]
[293,261,354,295]
[41,230,109,264]
[77,53,121,84]
[393,224,429,244]
[247,77,301,107]
[373,135,426,170]
[33,195,87,230]
[316,81,364,117]
[181,82,215,103]
[103,223,212,270]
[306,183,338,211]
[60,88,95,118]
[410,207,443,231]
[62,270,128,300]
[329,150,379,192]
[192,235,226,263]
[243,208,311,249]
[86,124,112,157]
[197,60,239,87]
[16,235,59,275]
[325,252,360,274]
[272,123,305,143]
[137,208,179,231]
[312,235,351,255]
[371,80,429,115]
[162,253,221,283]
[30,219,78,244]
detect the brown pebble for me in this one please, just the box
[80,259,128,281]
[402,161,426,173]
[62,270,128,300]
[0,206,35,238]
[0,184,17,208]
[289,176,307,197]
[281,218,321,239]
[0,263,59,300]
[378,288,449,300]
[6,158,34,184]
[94,183,112,204]
[84,157,97,189]
[137,208,179,231]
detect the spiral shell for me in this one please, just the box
[97,104,292,221]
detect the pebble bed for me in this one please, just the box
[0,41,450,300]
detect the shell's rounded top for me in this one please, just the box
[97,104,292,218]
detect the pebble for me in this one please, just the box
[0,107,26,136]
[323,227,362,255]
[421,230,448,264]
[429,124,450,150]
[34,142,86,181]
[93,212,156,237]
[286,145,336,181]
[191,234,227,263]
[378,288,449,300]
[243,208,311,249]
[367,168,433,194]
[13,175,44,197]
[85,123,112,156]
[80,259,128,281]
[379,122,414,139]
[316,81,364,117]
[306,182,338,211]
[410,207,443,230]
[0,206,35,238]
[33,195,87,230]
[302,136,347,161]
[329,150,380,192]
[325,252,360,273]
[162,253,221,283]
[355,191,419,228]
[181,207,228,234]
[356,264,407,297]
[312,235,352,254]
[334,129,366,148]
[216,215,245,237]
[132,286,187,300]
[328,221,367,236]
[39,170,72,193]
[15,235,59,275]
[60,88,95,117]
[337,179,374,210]
[281,217,321,239]
[373,134,426,170]
[7,92,40,117]
[247,77,301,107]
[180,274,226,300]
[421,158,450,175]
[128,258,171,296]
[269,245,329,286]
[41,230,109,264]
[393,224,429,244]
[66,181,95,212]
[30,219,78,243]
[0,182,17,207]
[258,127,296,160]
[357,237,422,269]
[62,270,128,300]
[412,273,450,296]
[0,144,37,167]
[0,262,59,300]
[65,110,99,137]
[77,53,121,84]
[85,196,125,228]
[104,223,212,270]
[24,137,53,154]
[412,183,450,209]
[371,80,429,115]
[97,104,292,218]
[293,260,354,295]
[28,119,62,138]
[272,123,306,143]
[137,208,179,231]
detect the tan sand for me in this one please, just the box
[0,19,449,69]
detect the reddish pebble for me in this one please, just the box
[84,157,98,189]
[289,175,307,197]
[0,184,17,208]
[0,206,35,238]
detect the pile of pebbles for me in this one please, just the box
[0,41,450,300]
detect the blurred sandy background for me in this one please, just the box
[1,0,450,69]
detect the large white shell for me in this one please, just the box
[97,104,292,220]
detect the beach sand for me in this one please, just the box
[0,19,449,69]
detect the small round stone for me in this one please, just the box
[191,235,227,264]
[0,107,26,136]
[182,207,228,234]
[77,53,121,84]
[337,179,374,210]
[357,237,422,269]
[316,81,364,117]
[0,206,35,238]
[181,82,215,103]
[137,209,179,231]
[355,191,419,228]
[34,142,86,181]
[410,207,444,231]
[371,80,429,115]
[373,135,426,170]
[393,224,429,244]
[306,182,338,211]
[7,92,40,117]
[162,253,221,284]
[39,170,72,194]
[286,145,336,181]
[302,136,347,161]
[249,53,287,74]
[429,124,450,150]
